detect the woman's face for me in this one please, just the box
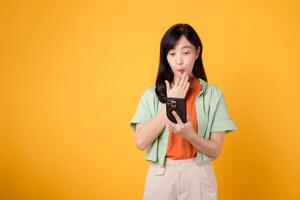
[166,35,200,83]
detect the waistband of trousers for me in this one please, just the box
[150,157,211,167]
[165,157,197,165]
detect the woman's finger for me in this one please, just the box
[165,80,170,94]
[172,110,183,124]
[175,76,180,87]
[182,75,189,90]
[165,113,176,126]
[183,82,190,96]
[178,73,185,88]
[187,113,191,122]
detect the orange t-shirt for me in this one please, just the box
[166,77,202,160]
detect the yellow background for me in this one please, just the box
[1,0,299,199]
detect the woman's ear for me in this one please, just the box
[195,47,200,59]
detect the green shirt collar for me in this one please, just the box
[199,77,207,94]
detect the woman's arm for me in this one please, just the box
[134,105,166,151]
[186,131,225,159]
[164,109,225,159]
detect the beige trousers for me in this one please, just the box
[142,157,218,200]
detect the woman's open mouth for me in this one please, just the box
[178,69,185,74]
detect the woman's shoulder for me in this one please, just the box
[142,86,156,96]
[202,82,225,107]
[206,83,222,94]
[139,86,156,101]
[200,79,223,97]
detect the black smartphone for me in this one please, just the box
[166,97,187,123]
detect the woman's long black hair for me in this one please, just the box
[155,23,208,103]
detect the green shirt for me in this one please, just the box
[129,78,238,167]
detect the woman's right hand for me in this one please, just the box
[165,72,190,98]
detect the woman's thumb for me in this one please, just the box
[165,80,170,91]
[187,113,191,121]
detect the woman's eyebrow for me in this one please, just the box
[170,45,192,51]
[181,45,192,49]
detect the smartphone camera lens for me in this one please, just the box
[167,100,177,108]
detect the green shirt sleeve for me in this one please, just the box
[129,88,153,133]
[210,89,238,133]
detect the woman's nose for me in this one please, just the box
[176,54,183,64]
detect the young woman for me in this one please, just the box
[129,23,237,200]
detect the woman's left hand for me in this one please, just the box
[164,111,195,139]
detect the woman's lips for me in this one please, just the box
[178,69,185,74]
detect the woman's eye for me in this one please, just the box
[168,52,189,56]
